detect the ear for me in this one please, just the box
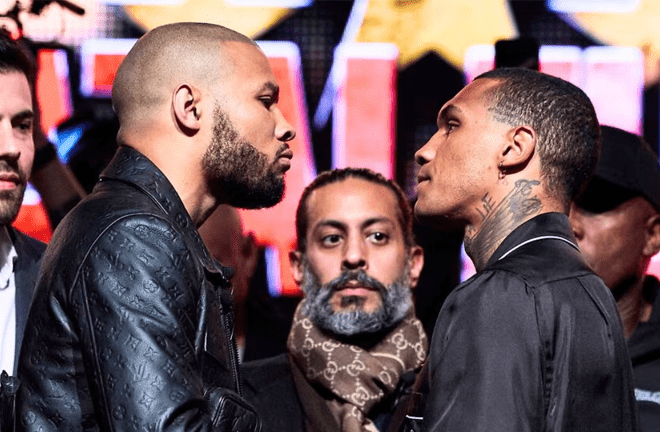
[289,250,305,286]
[407,245,425,290]
[643,214,660,257]
[500,125,536,172]
[241,232,259,281]
[173,84,202,135]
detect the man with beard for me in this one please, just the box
[242,168,427,432]
[0,30,47,430]
[415,68,635,431]
[16,22,295,432]
[569,126,660,431]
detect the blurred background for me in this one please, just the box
[4,0,659,357]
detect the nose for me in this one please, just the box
[415,135,437,166]
[274,107,296,142]
[342,236,367,271]
[0,120,21,161]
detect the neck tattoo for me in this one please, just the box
[465,179,542,271]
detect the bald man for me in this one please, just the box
[16,23,295,432]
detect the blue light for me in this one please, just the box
[52,123,90,163]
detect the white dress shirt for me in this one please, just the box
[0,226,17,374]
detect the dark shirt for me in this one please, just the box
[422,213,636,432]
[629,275,660,432]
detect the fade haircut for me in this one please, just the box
[0,29,35,89]
[295,168,415,252]
[475,67,600,205]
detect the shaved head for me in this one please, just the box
[112,22,257,133]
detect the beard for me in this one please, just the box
[0,160,27,226]
[300,259,413,337]
[202,105,285,209]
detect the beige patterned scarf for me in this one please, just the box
[287,302,428,432]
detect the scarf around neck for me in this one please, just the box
[287,301,428,432]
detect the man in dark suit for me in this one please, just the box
[243,168,427,432]
[0,28,47,429]
[0,29,46,375]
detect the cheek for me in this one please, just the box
[20,143,34,175]
[371,249,408,285]
[305,250,342,285]
[580,226,633,286]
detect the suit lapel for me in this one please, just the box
[9,229,42,375]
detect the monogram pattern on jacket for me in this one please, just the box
[16,146,244,432]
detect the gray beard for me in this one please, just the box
[300,259,413,337]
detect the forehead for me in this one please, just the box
[439,78,499,121]
[306,178,401,228]
[219,42,275,84]
[0,71,32,110]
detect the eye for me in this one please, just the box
[259,96,274,109]
[15,119,33,136]
[321,234,342,247]
[445,121,458,135]
[367,231,388,244]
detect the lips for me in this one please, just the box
[0,171,21,190]
[335,281,378,293]
[275,146,293,173]
[416,167,430,184]
[276,144,293,160]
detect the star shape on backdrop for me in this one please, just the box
[354,0,517,69]
[125,0,294,39]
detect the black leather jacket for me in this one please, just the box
[16,146,256,431]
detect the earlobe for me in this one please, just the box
[289,250,305,285]
[173,84,201,135]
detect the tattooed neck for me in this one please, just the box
[465,179,543,271]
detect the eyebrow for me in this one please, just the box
[11,110,34,121]
[313,217,396,232]
[437,104,462,128]
[260,81,280,99]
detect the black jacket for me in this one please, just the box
[629,275,660,432]
[0,228,45,432]
[16,146,255,432]
[422,213,637,432]
[9,227,46,375]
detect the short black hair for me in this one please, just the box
[475,67,600,206]
[0,29,36,88]
[295,168,415,252]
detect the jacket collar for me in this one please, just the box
[98,146,228,278]
[485,212,579,267]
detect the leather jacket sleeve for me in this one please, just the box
[18,214,239,431]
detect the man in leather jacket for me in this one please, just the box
[243,168,427,432]
[16,22,295,431]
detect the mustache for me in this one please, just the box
[275,143,290,156]
[0,160,26,183]
[324,269,387,294]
